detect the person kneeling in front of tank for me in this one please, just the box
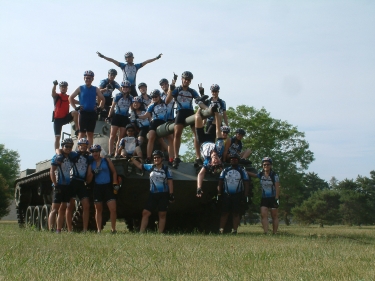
[86,144,119,233]
[116,124,143,159]
[49,138,74,233]
[217,154,250,234]
[130,150,174,233]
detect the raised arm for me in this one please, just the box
[52,81,58,99]
[96,51,120,67]
[69,87,81,110]
[141,53,162,67]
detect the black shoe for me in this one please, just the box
[145,158,152,164]
[239,159,251,165]
[173,157,181,169]
[194,158,203,167]
[195,95,209,104]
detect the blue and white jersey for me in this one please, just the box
[200,139,225,166]
[114,93,132,116]
[130,110,150,128]
[220,166,249,194]
[118,62,143,85]
[78,85,97,112]
[147,102,168,121]
[258,172,279,198]
[205,98,226,122]
[119,137,139,155]
[228,137,243,156]
[142,164,172,193]
[99,78,121,98]
[91,158,111,184]
[69,152,93,181]
[51,154,72,185]
[161,92,175,120]
[140,94,152,109]
[171,86,200,111]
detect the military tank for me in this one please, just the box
[14,108,254,233]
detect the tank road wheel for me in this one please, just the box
[15,184,31,207]
[16,206,26,227]
[25,206,35,228]
[33,206,43,230]
[40,205,51,231]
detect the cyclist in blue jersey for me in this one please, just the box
[98,69,121,112]
[48,138,74,233]
[106,80,133,156]
[247,157,280,234]
[218,154,250,234]
[116,124,143,159]
[96,51,162,97]
[138,82,152,109]
[65,138,93,232]
[86,144,119,233]
[223,128,252,165]
[130,150,174,233]
[138,90,172,163]
[130,96,150,148]
[69,70,105,148]
[165,71,206,169]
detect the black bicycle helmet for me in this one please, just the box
[159,78,169,85]
[181,71,193,80]
[108,69,117,75]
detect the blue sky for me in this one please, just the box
[0,1,374,182]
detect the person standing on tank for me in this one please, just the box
[98,69,121,112]
[130,150,174,233]
[52,80,79,152]
[138,82,152,109]
[68,70,105,148]
[96,51,162,97]
[48,138,74,233]
[86,144,119,233]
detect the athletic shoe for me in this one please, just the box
[173,157,181,169]
[194,158,203,167]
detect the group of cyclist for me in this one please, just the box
[50,50,280,234]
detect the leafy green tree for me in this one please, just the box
[181,106,315,224]
[0,174,12,218]
[292,190,341,226]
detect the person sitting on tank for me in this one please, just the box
[52,80,79,152]
[106,80,133,157]
[201,84,229,138]
[217,153,250,234]
[116,124,143,160]
[98,69,121,113]
[65,138,93,232]
[68,70,105,148]
[96,51,162,97]
[164,71,207,169]
[223,128,252,165]
[137,82,152,109]
[130,150,174,233]
[86,144,119,233]
[159,76,176,165]
[130,96,150,148]
[48,138,74,233]
[137,89,173,164]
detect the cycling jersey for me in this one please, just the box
[119,136,139,155]
[142,164,173,193]
[51,154,72,185]
[140,94,152,109]
[147,102,168,121]
[130,110,150,128]
[161,92,175,120]
[114,93,132,116]
[69,152,93,181]
[171,86,199,111]
[53,93,70,119]
[220,166,249,194]
[257,171,279,198]
[99,78,121,97]
[91,158,111,184]
[78,85,97,112]
[228,137,243,156]
[200,139,225,166]
[118,62,143,85]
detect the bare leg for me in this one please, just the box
[158,211,167,233]
[140,209,151,233]
[57,203,67,230]
[192,126,200,159]
[65,198,75,232]
[48,203,59,230]
[116,127,126,151]
[166,135,174,159]
[241,149,252,159]
[109,126,119,155]
[271,208,279,234]
[147,130,157,158]
[107,200,117,232]
[54,136,61,151]
[219,213,229,232]
[173,124,184,158]
[86,132,94,148]
[81,198,90,231]
[232,213,240,231]
[94,202,103,232]
[214,112,223,139]
[261,207,269,234]
[71,111,79,131]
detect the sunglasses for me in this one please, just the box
[64,146,73,148]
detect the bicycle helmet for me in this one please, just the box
[78,138,89,145]
[126,124,135,131]
[150,89,161,97]
[262,157,273,164]
[132,96,142,103]
[152,150,164,158]
[83,70,94,77]
[181,71,193,80]
[210,84,220,92]
[138,82,147,89]
[108,69,117,75]
[235,128,246,136]
[61,138,74,147]
[121,80,131,87]
[159,78,168,85]
[59,81,68,87]
[90,144,102,152]
[229,153,240,159]
[125,52,134,58]
[221,126,230,133]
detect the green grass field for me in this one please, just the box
[0,222,374,281]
